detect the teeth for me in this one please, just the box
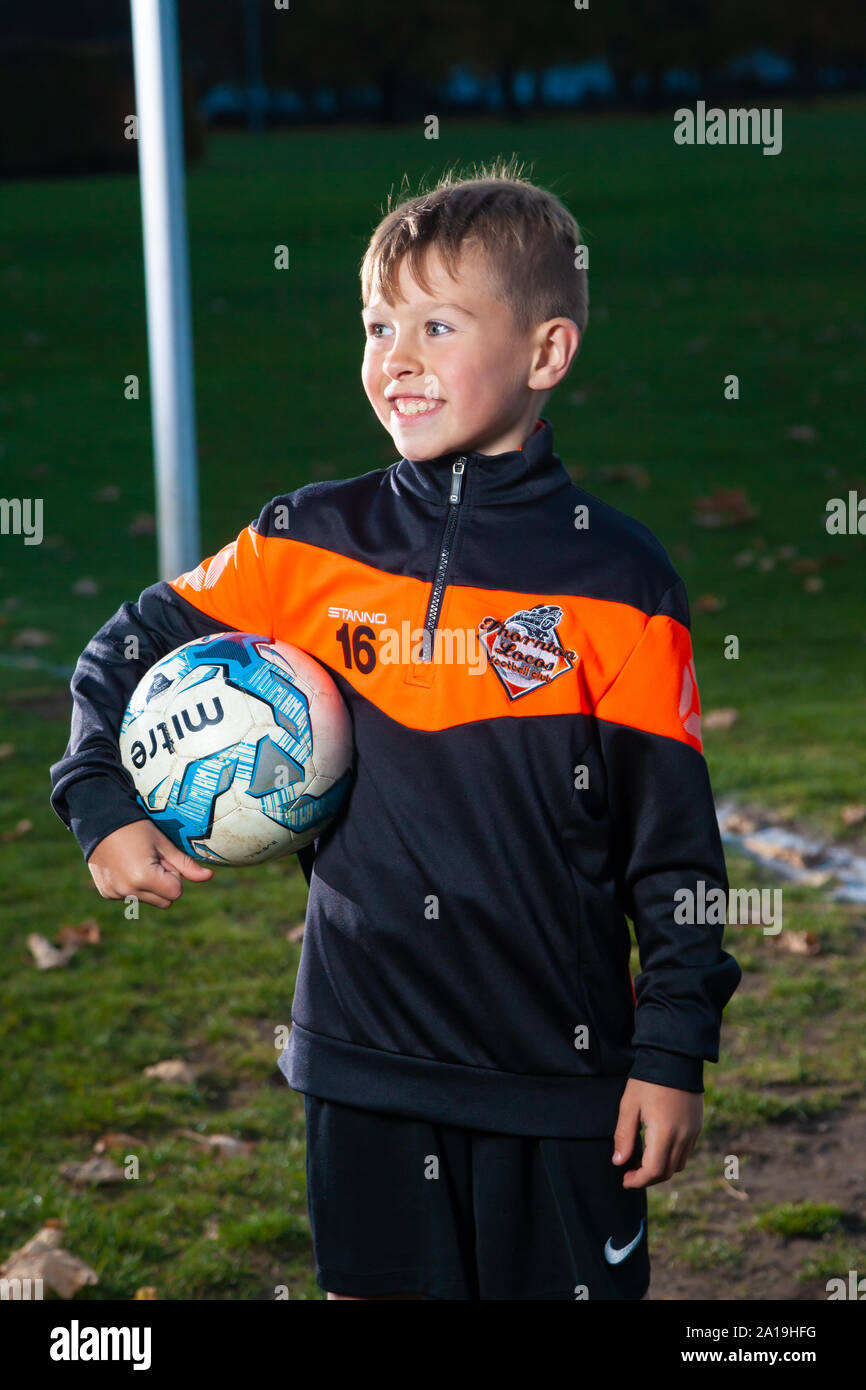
[392,398,441,416]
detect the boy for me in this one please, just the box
[50,164,741,1301]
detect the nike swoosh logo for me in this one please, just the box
[604,1217,646,1265]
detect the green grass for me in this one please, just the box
[756,1202,845,1240]
[1,106,864,1297]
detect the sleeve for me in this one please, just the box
[49,506,277,863]
[594,578,742,1093]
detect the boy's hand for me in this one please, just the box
[612,1078,702,1188]
[87,820,213,909]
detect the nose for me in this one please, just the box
[381,331,425,382]
[383,358,424,384]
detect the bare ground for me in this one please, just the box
[649,1108,866,1300]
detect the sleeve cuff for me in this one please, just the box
[627,1046,705,1093]
[61,775,151,863]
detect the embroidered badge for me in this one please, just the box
[478,604,577,700]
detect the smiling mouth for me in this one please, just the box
[389,397,444,418]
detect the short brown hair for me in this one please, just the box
[360,156,588,343]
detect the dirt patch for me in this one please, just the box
[650,1108,866,1300]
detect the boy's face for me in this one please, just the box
[361,243,557,460]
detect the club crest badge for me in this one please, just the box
[478,604,577,700]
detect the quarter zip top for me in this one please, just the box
[50,408,742,1140]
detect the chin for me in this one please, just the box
[393,441,441,461]
[388,426,450,457]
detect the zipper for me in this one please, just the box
[419,456,466,662]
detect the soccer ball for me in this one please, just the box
[118,632,353,866]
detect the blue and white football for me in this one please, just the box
[118,633,353,866]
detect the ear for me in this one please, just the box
[528,318,581,390]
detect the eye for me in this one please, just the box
[366,323,393,339]
[427,320,452,336]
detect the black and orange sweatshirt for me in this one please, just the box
[49,417,741,1138]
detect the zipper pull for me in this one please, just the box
[449,457,466,504]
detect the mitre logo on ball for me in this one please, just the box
[119,633,353,866]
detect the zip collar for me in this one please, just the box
[391,417,570,506]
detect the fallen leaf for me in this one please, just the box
[27,933,77,970]
[93,1131,142,1154]
[772,929,821,957]
[568,388,594,407]
[841,804,866,827]
[94,485,120,502]
[598,464,651,489]
[757,555,776,572]
[310,459,337,478]
[0,743,15,758]
[721,811,758,835]
[803,576,824,592]
[791,557,822,574]
[694,594,724,614]
[203,1218,220,1240]
[57,919,100,947]
[693,488,757,529]
[176,1128,255,1158]
[741,838,822,871]
[732,550,754,568]
[285,923,305,942]
[800,870,835,888]
[11,627,54,647]
[786,424,817,442]
[703,708,739,731]
[2,818,33,841]
[128,513,156,536]
[0,1222,99,1299]
[60,1157,126,1185]
[144,1059,198,1084]
[133,1286,159,1299]
[71,577,100,596]
[720,1178,749,1201]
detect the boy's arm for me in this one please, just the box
[594,577,742,1095]
[49,504,277,863]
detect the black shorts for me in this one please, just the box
[303,1094,650,1300]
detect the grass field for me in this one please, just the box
[1,105,864,1298]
